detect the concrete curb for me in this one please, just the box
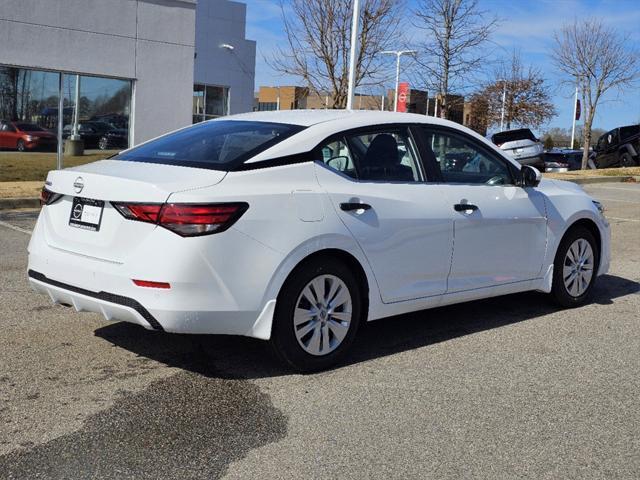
[0,197,41,210]
[562,175,636,185]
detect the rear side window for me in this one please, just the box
[116,120,305,171]
[619,125,639,141]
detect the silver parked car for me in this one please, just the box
[491,129,544,168]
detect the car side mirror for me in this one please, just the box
[520,165,541,187]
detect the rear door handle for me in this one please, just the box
[454,203,478,212]
[340,202,371,212]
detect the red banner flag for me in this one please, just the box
[397,82,409,112]
[575,99,581,121]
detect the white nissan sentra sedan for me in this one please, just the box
[28,110,610,372]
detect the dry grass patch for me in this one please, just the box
[544,166,640,180]
[0,151,117,182]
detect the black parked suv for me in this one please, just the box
[593,124,640,168]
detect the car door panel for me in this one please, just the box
[442,184,547,292]
[315,164,453,303]
[418,126,548,293]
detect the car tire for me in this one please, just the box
[16,140,25,152]
[550,226,599,308]
[620,152,636,167]
[98,137,108,150]
[269,256,363,373]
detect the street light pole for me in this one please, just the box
[346,0,360,110]
[381,50,417,111]
[570,83,579,150]
[500,80,506,131]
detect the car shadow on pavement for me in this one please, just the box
[95,274,639,379]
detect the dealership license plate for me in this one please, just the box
[69,197,104,232]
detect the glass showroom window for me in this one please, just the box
[193,84,229,123]
[0,65,132,182]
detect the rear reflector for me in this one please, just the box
[132,279,171,289]
[40,187,63,206]
[112,202,248,237]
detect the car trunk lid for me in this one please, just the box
[41,160,226,262]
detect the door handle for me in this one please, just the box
[340,202,371,212]
[454,203,478,212]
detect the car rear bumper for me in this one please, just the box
[27,209,283,339]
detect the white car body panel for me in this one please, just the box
[27,110,611,341]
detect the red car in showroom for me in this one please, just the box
[0,120,57,151]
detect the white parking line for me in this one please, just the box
[589,186,640,193]
[591,197,640,204]
[608,216,640,223]
[0,220,32,235]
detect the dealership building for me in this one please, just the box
[0,0,255,157]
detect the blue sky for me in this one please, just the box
[243,0,640,133]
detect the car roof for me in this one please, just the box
[228,109,455,127]
[223,109,518,168]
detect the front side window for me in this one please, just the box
[116,120,305,171]
[424,129,513,185]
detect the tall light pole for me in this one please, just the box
[570,82,579,150]
[500,80,506,131]
[381,50,417,111]
[346,0,360,110]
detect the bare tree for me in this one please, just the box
[481,50,556,130]
[271,0,404,109]
[553,18,639,169]
[412,0,498,120]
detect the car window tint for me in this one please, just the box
[319,138,357,179]
[116,120,305,171]
[346,129,423,182]
[424,130,512,185]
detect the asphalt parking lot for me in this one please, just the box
[0,182,639,479]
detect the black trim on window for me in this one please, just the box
[28,270,164,331]
[231,151,316,171]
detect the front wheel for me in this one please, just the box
[270,257,362,373]
[16,139,25,152]
[98,136,109,150]
[550,227,599,308]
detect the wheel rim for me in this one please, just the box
[293,274,352,356]
[99,138,107,150]
[563,238,594,297]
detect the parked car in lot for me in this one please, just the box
[593,124,640,168]
[29,111,611,372]
[63,121,128,150]
[544,149,584,172]
[491,128,544,168]
[0,120,57,151]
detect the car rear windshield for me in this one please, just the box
[491,129,537,144]
[115,120,305,170]
[16,123,45,132]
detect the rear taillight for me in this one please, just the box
[112,202,248,237]
[113,203,163,223]
[40,187,63,206]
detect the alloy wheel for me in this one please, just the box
[563,238,594,297]
[293,274,352,356]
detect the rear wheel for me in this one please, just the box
[16,139,25,152]
[270,257,362,373]
[550,226,599,307]
[620,152,636,167]
[98,136,109,150]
